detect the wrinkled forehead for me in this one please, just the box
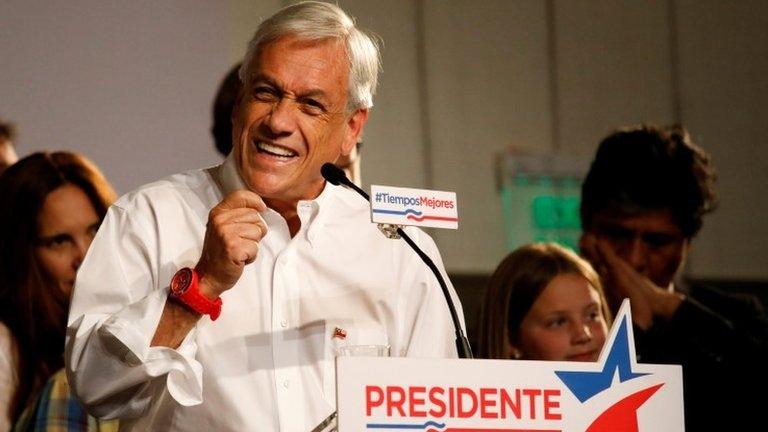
[247,36,349,81]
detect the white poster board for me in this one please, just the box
[337,301,684,431]
[369,185,459,229]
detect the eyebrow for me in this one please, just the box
[38,220,101,240]
[541,300,600,316]
[36,232,71,246]
[250,74,329,101]
[582,301,600,311]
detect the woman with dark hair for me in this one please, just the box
[0,151,116,430]
[478,243,612,361]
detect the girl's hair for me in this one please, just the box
[0,151,116,423]
[477,243,611,359]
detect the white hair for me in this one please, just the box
[239,1,381,112]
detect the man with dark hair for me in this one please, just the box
[0,120,19,174]
[579,124,767,430]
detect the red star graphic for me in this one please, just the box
[586,384,664,432]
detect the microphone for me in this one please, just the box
[320,163,346,186]
[321,163,473,359]
[321,163,370,200]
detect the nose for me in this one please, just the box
[571,321,592,344]
[263,97,296,136]
[72,237,92,271]
[625,236,648,274]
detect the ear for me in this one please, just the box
[507,344,523,360]
[231,87,246,125]
[678,238,691,267]
[506,330,524,359]
[341,108,369,156]
[681,238,691,254]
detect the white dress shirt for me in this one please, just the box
[65,155,464,431]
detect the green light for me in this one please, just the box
[501,175,582,252]
[531,195,580,229]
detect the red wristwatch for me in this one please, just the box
[169,267,222,321]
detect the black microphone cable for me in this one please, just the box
[321,163,473,359]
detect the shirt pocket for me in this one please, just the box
[322,322,389,403]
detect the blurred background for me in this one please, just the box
[2,0,766,333]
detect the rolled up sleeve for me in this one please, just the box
[65,201,204,419]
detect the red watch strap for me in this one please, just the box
[170,268,222,321]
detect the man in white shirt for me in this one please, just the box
[65,2,464,431]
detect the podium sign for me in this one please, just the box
[336,301,684,431]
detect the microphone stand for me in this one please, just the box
[311,164,473,432]
[321,163,473,359]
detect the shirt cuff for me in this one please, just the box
[98,290,203,407]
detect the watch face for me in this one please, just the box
[171,268,193,295]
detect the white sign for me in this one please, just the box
[370,185,458,229]
[337,301,684,431]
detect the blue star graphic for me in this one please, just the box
[555,308,649,403]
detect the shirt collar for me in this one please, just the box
[298,181,335,245]
[215,151,334,208]
[214,151,247,197]
[301,180,332,210]
[213,154,339,242]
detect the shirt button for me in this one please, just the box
[280,319,288,328]
[283,380,290,389]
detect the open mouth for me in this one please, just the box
[256,141,298,159]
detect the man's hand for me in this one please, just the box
[195,190,268,298]
[580,233,683,330]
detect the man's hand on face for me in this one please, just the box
[580,233,684,330]
[195,190,268,298]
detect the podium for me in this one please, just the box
[335,301,684,432]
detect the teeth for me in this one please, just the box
[257,141,297,157]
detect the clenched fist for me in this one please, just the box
[195,190,268,298]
